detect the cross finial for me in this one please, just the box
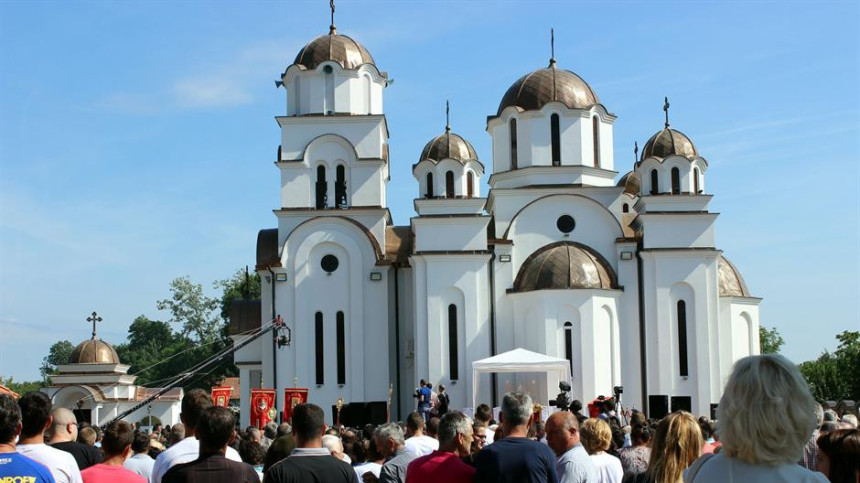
[663,96,670,128]
[445,100,450,132]
[87,311,103,339]
[549,28,556,67]
[634,141,639,161]
[329,0,336,34]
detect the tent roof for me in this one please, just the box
[473,348,569,372]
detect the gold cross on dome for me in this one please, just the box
[87,311,103,339]
[663,96,670,128]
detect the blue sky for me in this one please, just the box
[1,1,858,382]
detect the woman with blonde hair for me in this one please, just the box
[684,354,827,482]
[580,418,623,483]
[629,411,701,483]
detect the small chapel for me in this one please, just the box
[231,14,761,426]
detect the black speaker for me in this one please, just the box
[648,395,669,419]
[366,401,387,425]
[671,396,692,414]
[710,403,718,421]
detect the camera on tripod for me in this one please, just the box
[549,381,573,412]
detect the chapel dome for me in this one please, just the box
[292,30,376,71]
[640,128,698,161]
[617,171,640,197]
[419,129,479,164]
[497,64,599,116]
[718,255,751,297]
[514,241,616,292]
[69,338,120,365]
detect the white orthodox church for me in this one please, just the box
[232,19,761,425]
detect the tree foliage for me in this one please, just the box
[800,330,860,402]
[156,276,221,344]
[40,340,75,380]
[0,376,44,395]
[759,325,785,355]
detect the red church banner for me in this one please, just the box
[283,388,308,423]
[250,389,277,429]
[211,386,233,408]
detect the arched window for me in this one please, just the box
[316,166,327,208]
[445,171,455,198]
[467,172,474,198]
[315,312,324,384]
[324,65,334,115]
[448,304,459,381]
[677,300,689,377]
[693,167,700,194]
[622,203,629,213]
[671,167,681,195]
[551,114,561,165]
[592,116,600,167]
[564,322,573,371]
[335,165,347,208]
[650,169,659,195]
[426,172,434,198]
[336,311,345,385]
[510,119,518,169]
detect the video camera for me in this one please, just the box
[549,381,573,412]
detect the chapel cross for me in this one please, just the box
[445,100,450,132]
[634,141,639,161]
[329,0,336,34]
[663,96,670,128]
[550,28,556,65]
[87,311,103,339]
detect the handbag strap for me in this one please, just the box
[686,453,715,482]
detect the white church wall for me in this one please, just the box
[638,214,717,249]
[389,265,414,421]
[412,217,489,252]
[615,241,644,412]
[278,117,387,161]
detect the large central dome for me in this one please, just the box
[497,63,599,116]
[293,31,376,71]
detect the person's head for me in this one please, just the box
[471,423,487,452]
[48,407,78,443]
[604,400,616,413]
[131,431,151,454]
[816,428,860,482]
[546,411,580,456]
[500,391,532,430]
[647,411,702,483]
[291,403,326,446]
[195,406,236,453]
[822,421,841,433]
[276,422,291,438]
[322,434,346,460]
[630,410,646,427]
[631,423,652,447]
[0,394,22,445]
[580,418,612,454]
[842,414,858,429]
[78,427,97,445]
[824,409,839,422]
[419,379,426,387]
[180,388,213,432]
[438,384,446,394]
[239,440,265,466]
[102,420,134,459]
[438,411,473,457]
[263,422,278,440]
[246,427,262,443]
[426,417,440,438]
[406,411,424,436]
[367,435,384,462]
[374,423,405,458]
[351,437,368,463]
[17,391,52,439]
[475,404,492,424]
[813,402,825,430]
[717,354,816,465]
[698,419,712,440]
[168,423,185,445]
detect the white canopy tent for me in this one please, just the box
[471,348,572,409]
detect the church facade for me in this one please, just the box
[232,21,761,425]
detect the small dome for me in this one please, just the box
[514,241,616,292]
[497,65,599,116]
[718,255,750,297]
[293,32,376,71]
[617,171,640,197]
[69,338,120,365]
[640,128,698,161]
[419,130,478,164]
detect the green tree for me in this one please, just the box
[799,330,860,401]
[40,340,75,380]
[115,315,190,387]
[0,376,44,395]
[758,325,784,355]
[157,276,221,344]
[216,268,261,321]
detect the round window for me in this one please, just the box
[556,215,576,234]
[321,255,339,273]
[323,65,333,74]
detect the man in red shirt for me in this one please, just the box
[406,411,475,483]
[81,420,145,483]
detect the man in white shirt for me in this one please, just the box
[150,389,242,483]
[545,411,597,483]
[124,431,155,480]
[403,412,438,458]
[16,391,83,483]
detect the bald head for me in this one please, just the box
[48,408,78,443]
[545,411,580,456]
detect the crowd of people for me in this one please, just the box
[2,354,859,483]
